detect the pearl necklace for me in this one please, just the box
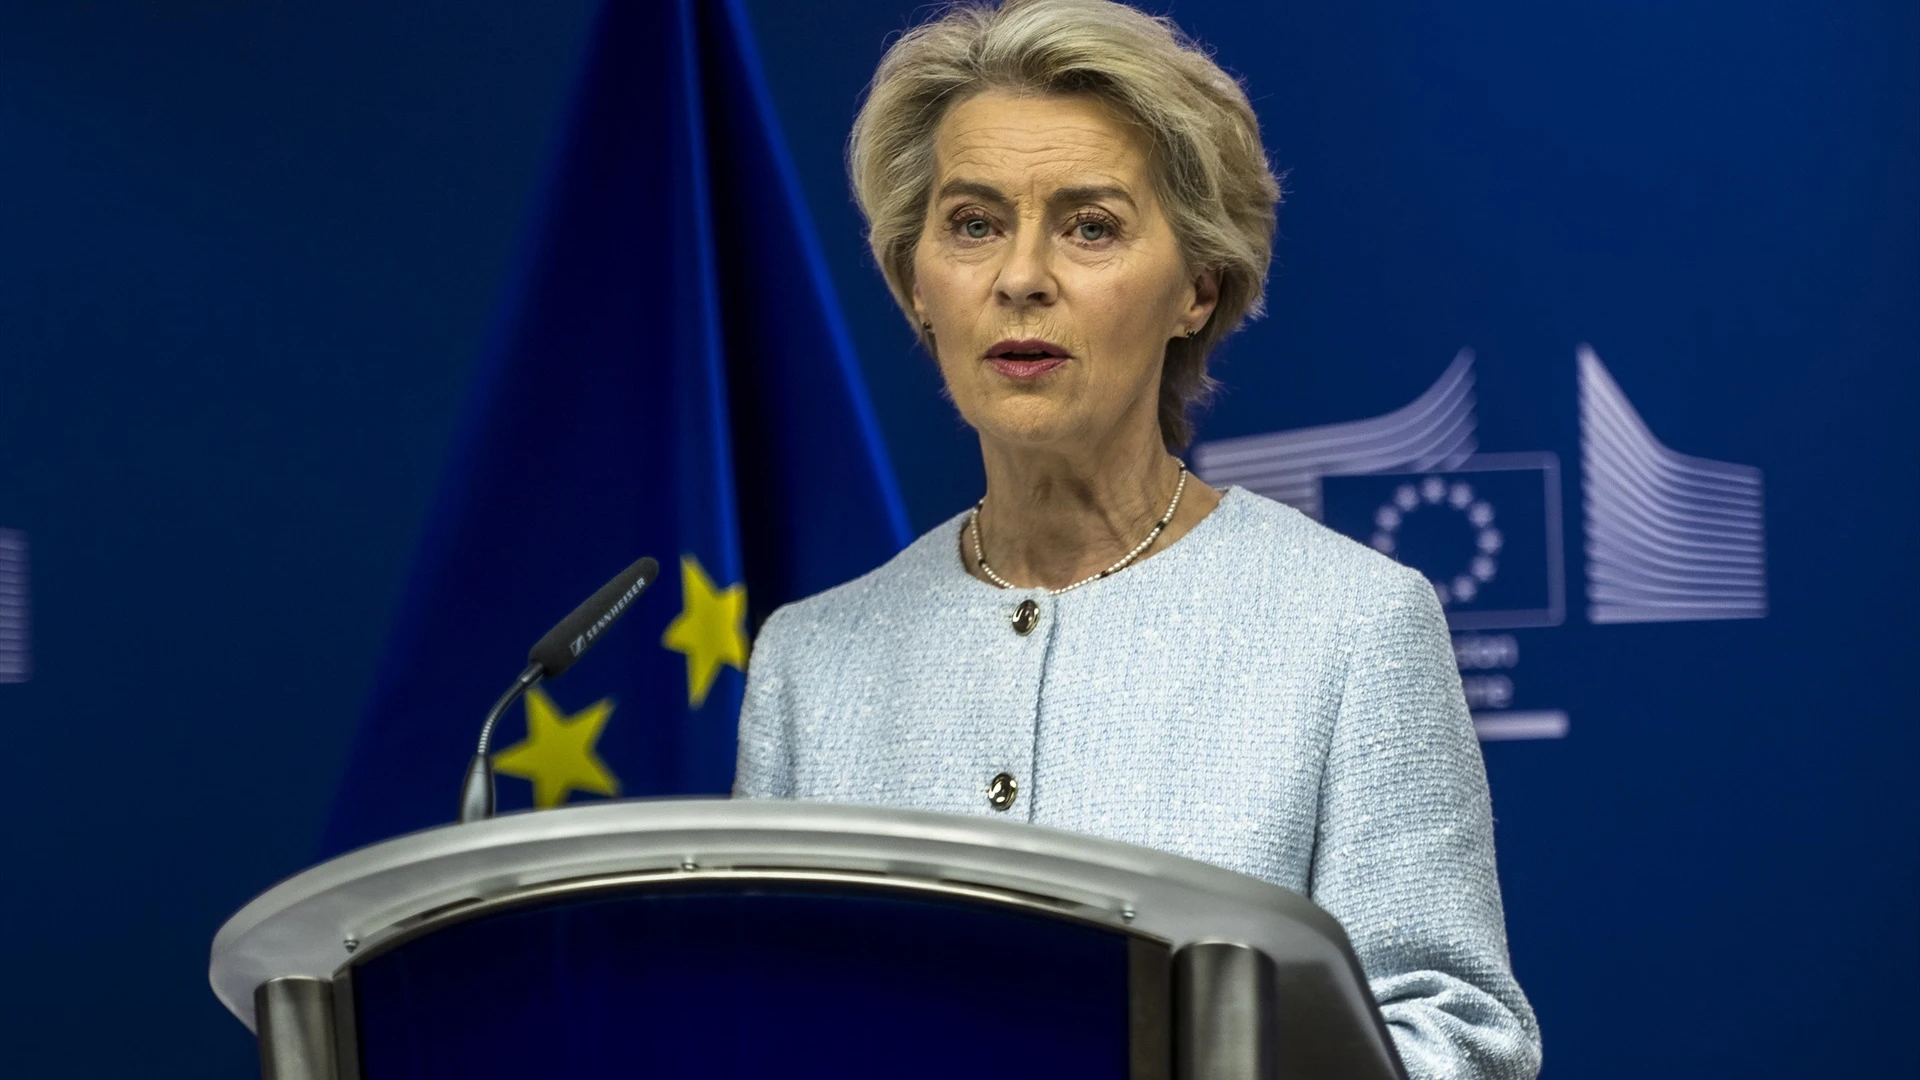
[968,464,1190,596]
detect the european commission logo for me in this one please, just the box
[1321,459,1565,631]
[1193,345,1765,740]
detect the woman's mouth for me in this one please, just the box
[985,339,1069,380]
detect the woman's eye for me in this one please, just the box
[962,218,991,239]
[1074,220,1111,242]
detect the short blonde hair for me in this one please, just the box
[848,0,1281,449]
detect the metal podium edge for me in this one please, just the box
[338,866,1155,968]
[210,797,1394,1072]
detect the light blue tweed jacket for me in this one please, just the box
[734,487,1541,1080]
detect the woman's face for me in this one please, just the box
[912,91,1217,455]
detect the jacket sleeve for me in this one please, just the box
[732,606,795,799]
[1309,563,1542,1080]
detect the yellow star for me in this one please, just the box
[491,686,620,809]
[660,553,748,707]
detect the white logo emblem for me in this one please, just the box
[1577,345,1767,623]
[1193,345,1769,741]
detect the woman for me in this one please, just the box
[734,1,1541,1077]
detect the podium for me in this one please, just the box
[210,800,1405,1079]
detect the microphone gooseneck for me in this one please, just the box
[457,661,543,824]
[458,556,660,824]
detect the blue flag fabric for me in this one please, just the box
[321,0,910,856]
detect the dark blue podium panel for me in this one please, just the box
[348,880,1140,1078]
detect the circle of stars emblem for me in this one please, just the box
[1370,476,1504,606]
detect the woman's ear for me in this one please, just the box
[1184,268,1221,333]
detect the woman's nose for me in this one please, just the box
[993,228,1057,308]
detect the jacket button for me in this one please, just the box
[987,772,1018,811]
[1012,599,1040,635]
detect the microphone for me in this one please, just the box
[458,555,660,824]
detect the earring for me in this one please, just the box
[1184,328,1199,339]
[922,322,934,332]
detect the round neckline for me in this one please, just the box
[945,485,1246,599]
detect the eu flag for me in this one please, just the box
[321,0,910,855]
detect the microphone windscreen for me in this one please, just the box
[528,555,660,678]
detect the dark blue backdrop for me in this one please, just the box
[1,1,1913,1077]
